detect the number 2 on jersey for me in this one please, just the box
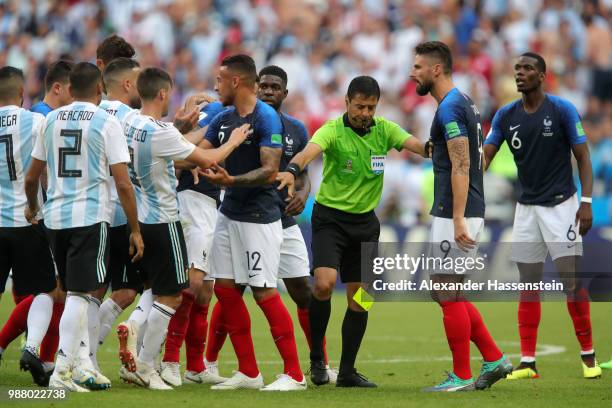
[58,129,82,177]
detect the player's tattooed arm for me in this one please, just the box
[447,137,476,250]
[483,144,498,171]
[229,146,282,186]
[572,143,594,235]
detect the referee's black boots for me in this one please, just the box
[336,369,377,388]
[309,360,329,385]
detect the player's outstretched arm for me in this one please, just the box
[111,163,144,262]
[24,158,45,224]
[402,136,431,158]
[186,123,251,169]
[277,142,323,197]
[483,144,498,171]
[572,143,593,235]
[447,137,476,251]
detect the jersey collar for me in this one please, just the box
[342,113,375,136]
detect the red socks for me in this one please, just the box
[214,285,258,377]
[297,307,328,364]
[163,291,194,363]
[257,293,303,382]
[185,303,209,372]
[40,302,64,363]
[518,290,541,359]
[440,301,472,380]
[205,301,228,363]
[0,295,33,349]
[567,288,593,353]
[463,301,502,362]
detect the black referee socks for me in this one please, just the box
[309,296,331,362]
[340,308,368,374]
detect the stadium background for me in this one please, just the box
[1,0,612,406]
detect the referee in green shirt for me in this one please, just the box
[277,76,430,387]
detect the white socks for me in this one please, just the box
[25,293,53,352]
[138,302,175,367]
[96,298,123,352]
[55,293,89,372]
[128,288,153,328]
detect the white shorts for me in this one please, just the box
[178,190,217,280]
[210,213,283,288]
[278,225,310,280]
[428,216,484,275]
[510,193,583,263]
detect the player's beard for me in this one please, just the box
[415,79,433,96]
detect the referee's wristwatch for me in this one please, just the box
[285,163,301,179]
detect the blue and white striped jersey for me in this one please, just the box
[124,114,195,224]
[0,106,45,227]
[99,99,139,227]
[32,101,130,230]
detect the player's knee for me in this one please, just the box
[313,279,334,300]
[252,287,277,303]
[111,289,137,309]
[286,278,312,309]
[195,281,214,305]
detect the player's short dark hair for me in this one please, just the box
[69,62,102,98]
[96,34,136,66]
[103,58,140,88]
[258,65,288,87]
[347,76,380,100]
[520,52,547,73]
[221,54,258,85]
[415,41,453,75]
[0,66,24,100]
[44,60,74,92]
[137,67,173,100]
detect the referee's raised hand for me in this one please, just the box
[276,171,296,198]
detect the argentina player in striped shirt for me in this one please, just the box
[25,62,144,392]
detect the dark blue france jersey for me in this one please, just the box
[205,99,283,223]
[430,88,485,219]
[485,95,587,206]
[177,102,226,203]
[278,113,309,229]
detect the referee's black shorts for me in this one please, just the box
[0,223,56,296]
[311,203,380,283]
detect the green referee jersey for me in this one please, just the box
[310,114,411,214]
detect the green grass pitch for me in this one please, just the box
[1,294,611,407]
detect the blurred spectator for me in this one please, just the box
[0,0,609,224]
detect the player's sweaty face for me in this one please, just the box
[215,66,237,106]
[410,54,434,96]
[346,94,378,129]
[257,75,286,110]
[514,56,543,93]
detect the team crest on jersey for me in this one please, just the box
[542,116,554,137]
[284,135,294,156]
[345,159,353,172]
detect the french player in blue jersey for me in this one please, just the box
[31,60,74,117]
[257,65,336,380]
[410,41,512,392]
[484,53,600,380]
[0,66,59,387]
[200,55,306,391]
[25,62,144,392]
